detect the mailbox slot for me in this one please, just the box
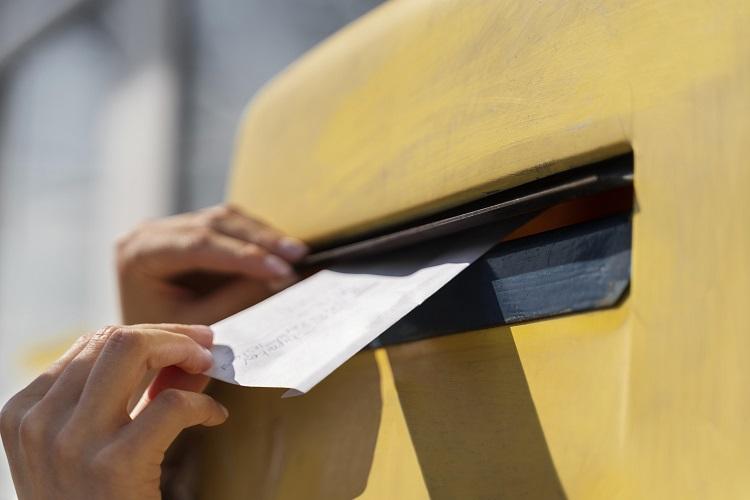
[344,153,634,347]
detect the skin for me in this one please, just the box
[117,204,308,326]
[1,204,308,499]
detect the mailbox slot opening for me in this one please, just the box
[361,153,634,348]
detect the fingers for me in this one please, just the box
[129,323,214,415]
[1,324,229,499]
[210,208,308,260]
[169,229,297,280]
[73,326,214,426]
[30,328,122,413]
[201,205,308,262]
[116,389,228,457]
[130,367,210,418]
[0,334,90,449]
[118,204,309,283]
[146,367,210,401]
[123,322,209,414]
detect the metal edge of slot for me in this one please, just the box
[299,155,633,267]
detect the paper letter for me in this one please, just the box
[207,227,508,396]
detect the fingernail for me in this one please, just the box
[264,254,293,276]
[277,236,308,261]
[219,403,230,418]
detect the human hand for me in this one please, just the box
[0,324,226,500]
[116,205,308,326]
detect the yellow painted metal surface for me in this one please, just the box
[201,0,750,498]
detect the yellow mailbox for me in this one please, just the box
[190,1,750,498]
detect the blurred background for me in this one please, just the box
[0,1,382,496]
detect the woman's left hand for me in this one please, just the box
[0,324,226,500]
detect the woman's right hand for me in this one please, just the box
[1,324,226,500]
[117,204,309,326]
